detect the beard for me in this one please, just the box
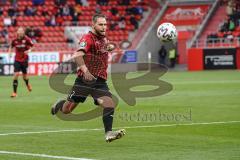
[17,34,24,39]
[95,28,106,37]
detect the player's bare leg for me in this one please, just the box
[97,96,126,143]
[51,96,125,142]
[51,100,78,115]
[11,72,19,98]
[23,74,32,92]
[62,101,79,113]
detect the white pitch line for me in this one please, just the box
[122,120,240,129]
[0,150,95,160]
[0,121,240,137]
[172,80,240,84]
[0,128,102,136]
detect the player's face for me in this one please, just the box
[93,17,107,36]
[17,28,25,38]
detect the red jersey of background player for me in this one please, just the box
[11,36,33,62]
[77,31,109,80]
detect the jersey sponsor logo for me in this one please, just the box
[16,44,26,48]
[80,41,87,48]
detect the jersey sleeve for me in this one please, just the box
[26,37,34,47]
[77,34,92,53]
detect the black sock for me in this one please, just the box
[52,100,65,115]
[57,100,66,111]
[13,80,18,93]
[102,108,114,133]
[24,78,29,86]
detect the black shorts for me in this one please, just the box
[14,61,28,74]
[67,76,112,105]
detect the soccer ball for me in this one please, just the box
[157,23,177,42]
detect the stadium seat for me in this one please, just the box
[0,0,148,51]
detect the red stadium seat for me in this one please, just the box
[17,1,23,6]
[0,0,147,51]
[45,1,50,5]
[27,1,32,6]
[41,26,48,31]
[18,6,25,11]
[17,16,23,21]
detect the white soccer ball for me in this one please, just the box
[157,23,177,42]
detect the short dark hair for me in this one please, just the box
[92,14,106,23]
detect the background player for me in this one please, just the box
[51,14,125,142]
[9,27,34,98]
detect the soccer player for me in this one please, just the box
[9,27,34,98]
[51,14,126,142]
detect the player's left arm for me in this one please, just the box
[24,38,34,54]
[24,46,34,54]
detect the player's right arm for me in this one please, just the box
[73,35,96,81]
[73,50,96,81]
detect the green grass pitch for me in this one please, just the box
[0,70,240,160]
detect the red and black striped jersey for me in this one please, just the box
[11,36,33,62]
[77,31,109,80]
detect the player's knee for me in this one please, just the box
[97,96,115,108]
[22,74,28,79]
[13,74,19,80]
[13,77,18,80]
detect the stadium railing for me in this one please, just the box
[187,0,219,48]
[190,37,240,48]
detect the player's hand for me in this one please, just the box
[24,50,29,54]
[24,49,31,54]
[80,65,96,83]
[83,70,96,83]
